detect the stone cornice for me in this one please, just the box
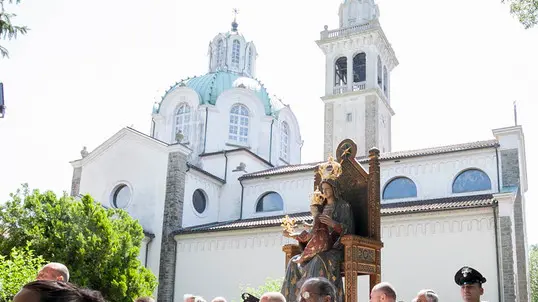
[316,23,398,71]
[321,88,395,116]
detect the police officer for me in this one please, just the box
[454,266,487,302]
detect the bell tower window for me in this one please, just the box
[334,57,347,94]
[383,66,388,96]
[377,56,382,87]
[232,40,240,68]
[353,52,366,84]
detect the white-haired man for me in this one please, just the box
[36,262,70,282]
[413,289,439,302]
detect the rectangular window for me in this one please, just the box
[346,113,353,122]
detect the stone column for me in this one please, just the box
[364,95,379,155]
[157,146,190,302]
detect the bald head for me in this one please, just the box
[260,292,285,302]
[370,282,397,302]
[37,262,70,282]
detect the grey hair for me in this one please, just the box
[211,297,227,302]
[417,289,438,302]
[302,277,336,302]
[135,297,155,302]
[260,292,285,302]
[43,262,70,282]
[371,282,397,300]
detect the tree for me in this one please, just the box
[503,0,538,29]
[0,185,157,302]
[530,244,538,302]
[239,277,284,299]
[0,0,29,58]
[0,247,46,302]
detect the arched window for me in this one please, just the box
[229,104,249,144]
[382,177,418,200]
[353,52,366,83]
[216,39,224,66]
[334,57,347,87]
[383,66,388,95]
[256,192,284,212]
[280,121,290,161]
[452,169,492,193]
[173,103,191,143]
[377,56,382,87]
[232,40,240,67]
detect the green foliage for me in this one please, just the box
[0,247,46,302]
[530,244,538,302]
[0,0,29,58]
[239,277,284,299]
[0,185,157,302]
[503,0,538,29]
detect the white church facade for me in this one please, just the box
[69,1,530,302]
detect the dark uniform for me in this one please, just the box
[454,266,487,301]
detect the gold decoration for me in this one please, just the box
[317,155,342,181]
[309,186,325,206]
[281,215,297,233]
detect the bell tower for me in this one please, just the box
[317,0,398,158]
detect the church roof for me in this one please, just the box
[238,139,500,180]
[154,71,277,116]
[175,194,496,235]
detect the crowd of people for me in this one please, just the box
[185,266,487,302]
[13,261,486,302]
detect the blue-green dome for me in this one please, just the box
[154,71,274,116]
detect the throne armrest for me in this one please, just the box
[341,235,384,249]
[282,244,302,267]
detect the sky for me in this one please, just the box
[0,0,536,242]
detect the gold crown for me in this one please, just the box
[317,156,342,181]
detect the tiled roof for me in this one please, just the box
[239,139,499,180]
[381,194,495,215]
[175,194,496,235]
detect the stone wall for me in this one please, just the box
[501,149,520,189]
[365,95,378,153]
[513,189,529,302]
[500,216,516,301]
[157,151,188,302]
[70,166,82,196]
[324,102,334,159]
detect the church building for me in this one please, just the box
[69,1,530,301]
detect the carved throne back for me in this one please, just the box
[314,139,381,240]
[282,139,383,302]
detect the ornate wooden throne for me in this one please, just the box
[282,139,383,302]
